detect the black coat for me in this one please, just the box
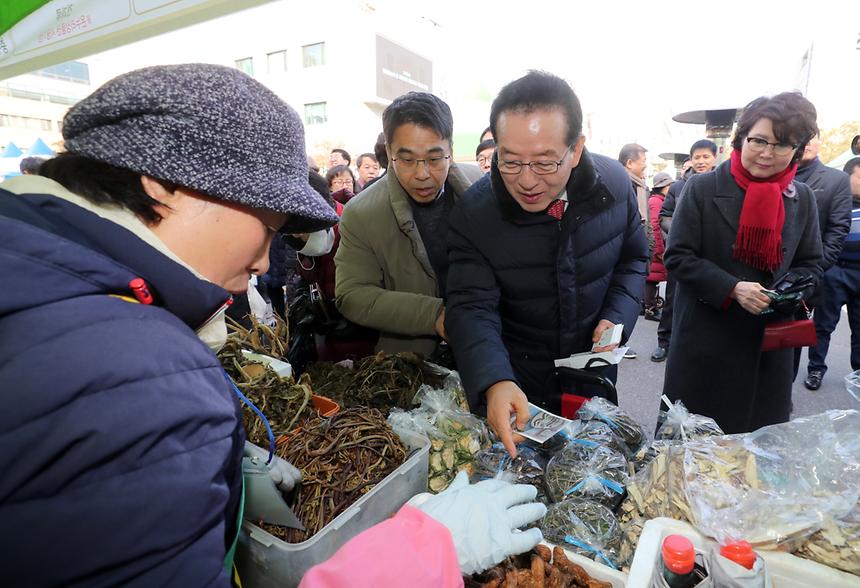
[446,150,649,413]
[795,157,852,271]
[662,161,822,433]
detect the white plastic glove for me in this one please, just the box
[243,441,302,492]
[410,471,547,575]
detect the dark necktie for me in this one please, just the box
[546,199,565,220]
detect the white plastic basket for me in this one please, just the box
[543,541,628,587]
[236,429,429,588]
[627,517,858,588]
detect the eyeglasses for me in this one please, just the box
[745,137,798,156]
[391,155,451,171]
[330,178,353,187]
[498,146,572,175]
[477,155,493,164]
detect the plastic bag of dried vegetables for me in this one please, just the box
[654,395,723,442]
[388,385,490,493]
[417,363,470,413]
[471,443,549,504]
[577,397,647,454]
[545,444,627,509]
[796,502,860,576]
[540,500,623,569]
[524,418,629,459]
[617,441,691,559]
[566,419,631,458]
[683,410,860,549]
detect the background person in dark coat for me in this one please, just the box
[652,139,717,362]
[793,134,853,388]
[662,92,823,434]
[446,71,648,456]
[805,157,860,388]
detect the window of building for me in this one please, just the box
[235,57,254,76]
[0,86,78,105]
[302,43,325,68]
[32,60,90,84]
[267,50,287,74]
[304,102,327,125]
[0,114,52,131]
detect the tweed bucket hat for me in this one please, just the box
[62,63,338,233]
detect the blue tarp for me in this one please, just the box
[2,142,22,157]
[27,137,54,156]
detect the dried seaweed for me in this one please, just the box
[305,352,446,414]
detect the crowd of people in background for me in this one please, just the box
[247,77,860,442]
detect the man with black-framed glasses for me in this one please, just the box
[446,71,648,456]
[335,91,482,357]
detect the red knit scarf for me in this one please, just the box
[729,149,796,271]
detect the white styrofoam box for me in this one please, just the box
[627,517,858,588]
[235,428,429,588]
[543,541,628,587]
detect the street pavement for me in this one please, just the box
[613,311,858,436]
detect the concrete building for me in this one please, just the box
[0,60,91,153]
[83,1,445,171]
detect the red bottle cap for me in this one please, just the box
[662,534,696,574]
[129,277,154,305]
[720,541,756,570]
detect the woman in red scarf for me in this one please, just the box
[661,93,822,433]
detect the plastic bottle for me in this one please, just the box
[720,540,757,570]
[660,534,697,588]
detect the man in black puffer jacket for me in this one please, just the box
[795,133,852,387]
[446,71,648,456]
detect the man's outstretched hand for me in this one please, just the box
[486,380,529,458]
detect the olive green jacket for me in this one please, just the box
[334,164,478,356]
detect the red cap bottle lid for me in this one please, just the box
[720,541,756,569]
[662,534,696,574]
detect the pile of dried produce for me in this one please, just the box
[263,407,408,543]
[218,318,313,446]
[303,361,354,399]
[545,444,627,509]
[304,352,447,414]
[221,315,289,366]
[464,544,612,588]
[540,501,623,570]
[239,369,313,447]
[795,503,860,576]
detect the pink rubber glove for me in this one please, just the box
[299,505,463,588]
